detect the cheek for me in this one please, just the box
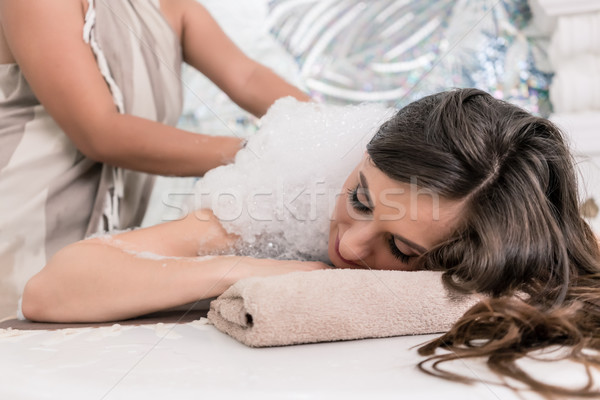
[373,256,417,271]
[334,171,358,221]
[332,190,349,223]
[370,247,419,271]
[329,194,344,255]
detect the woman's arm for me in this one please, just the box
[22,210,328,322]
[163,0,310,117]
[0,0,241,176]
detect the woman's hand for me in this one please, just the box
[0,1,255,177]
[20,208,331,323]
[232,257,331,282]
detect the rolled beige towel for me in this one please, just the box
[550,55,600,113]
[207,269,480,347]
[549,12,600,63]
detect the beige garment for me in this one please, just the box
[208,269,480,347]
[86,0,183,232]
[0,0,183,318]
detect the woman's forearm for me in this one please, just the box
[176,0,310,119]
[21,241,242,323]
[85,113,243,177]
[232,63,311,118]
[21,237,329,323]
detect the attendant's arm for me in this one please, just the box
[21,210,328,322]
[0,0,241,176]
[163,0,310,117]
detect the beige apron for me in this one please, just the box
[0,0,183,316]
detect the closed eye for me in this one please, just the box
[388,236,412,264]
[347,185,371,213]
[348,184,417,265]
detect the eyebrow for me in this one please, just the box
[359,171,428,255]
[358,171,374,208]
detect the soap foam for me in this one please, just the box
[194,97,394,262]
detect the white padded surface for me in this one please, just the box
[2,321,592,399]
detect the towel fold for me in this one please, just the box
[551,112,600,154]
[550,54,600,113]
[549,12,600,63]
[207,269,480,347]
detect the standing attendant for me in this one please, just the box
[0,0,310,317]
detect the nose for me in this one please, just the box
[339,223,375,263]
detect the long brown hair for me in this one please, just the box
[367,88,600,397]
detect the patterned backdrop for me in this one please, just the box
[266,0,553,115]
[144,0,555,225]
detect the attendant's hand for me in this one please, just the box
[219,136,247,164]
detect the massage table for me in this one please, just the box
[0,309,584,400]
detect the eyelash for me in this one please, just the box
[347,186,370,213]
[347,185,412,264]
[387,236,411,264]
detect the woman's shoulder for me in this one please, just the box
[158,0,223,43]
[158,0,189,41]
[0,0,88,65]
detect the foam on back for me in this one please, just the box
[194,97,394,261]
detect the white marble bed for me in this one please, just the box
[1,315,592,400]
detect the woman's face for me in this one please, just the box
[328,154,463,270]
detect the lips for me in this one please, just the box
[335,234,360,267]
